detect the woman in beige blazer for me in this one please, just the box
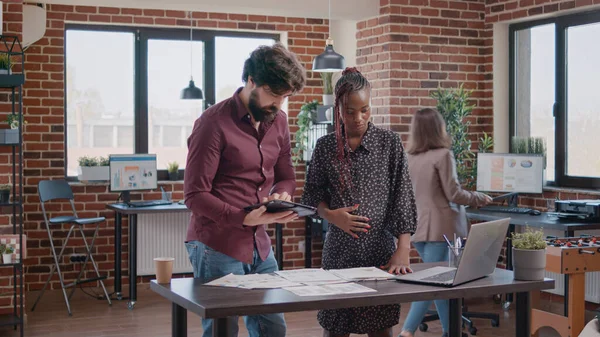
[400,108,492,337]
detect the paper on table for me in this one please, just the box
[275,268,345,284]
[329,267,395,281]
[204,273,303,289]
[283,282,376,297]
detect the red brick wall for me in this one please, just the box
[0,4,329,314]
[357,0,491,144]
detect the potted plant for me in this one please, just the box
[511,136,547,168]
[511,227,547,281]
[77,156,109,182]
[292,100,319,165]
[0,243,12,264]
[431,85,494,189]
[0,114,25,144]
[0,54,12,75]
[0,184,10,203]
[167,161,179,181]
[321,72,334,106]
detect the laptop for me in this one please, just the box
[394,218,510,287]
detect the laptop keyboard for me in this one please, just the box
[422,270,457,283]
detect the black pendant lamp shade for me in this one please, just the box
[313,38,345,72]
[181,78,203,99]
[181,11,204,100]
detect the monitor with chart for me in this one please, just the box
[476,153,544,194]
[109,154,158,200]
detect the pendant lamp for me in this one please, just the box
[312,0,345,72]
[181,11,203,100]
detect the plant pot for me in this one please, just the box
[0,128,18,144]
[77,165,109,182]
[0,69,11,75]
[0,190,9,203]
[512,247,546,281]
[169,171,179,181]
[322,94,334,106]
[3,253,12,264]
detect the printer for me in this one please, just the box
[555,199,600,221]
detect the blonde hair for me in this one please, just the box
[407,108,451,155]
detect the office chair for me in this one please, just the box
[418,299,500,336]
[31,180,112,316]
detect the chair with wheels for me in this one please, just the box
[31,179,112,316]
[419,300,500,336]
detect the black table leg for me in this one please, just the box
[115,212,122,300]
[515,292,530,337]
[448,298,462,337]
[504,224,515,307]
[564,230,573,316]
[213,317,229,337]
[172,303,187,337]
[128,214,137,310]
[275,223,283,270]
[305,217,312,268]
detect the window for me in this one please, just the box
[65,29,135,177]
[510,11,600,189]
[65,25,278,179]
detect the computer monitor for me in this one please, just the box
[476,153,544,206]
[109,154,158,203]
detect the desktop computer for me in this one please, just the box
[109,154,171,207]
[476,153,545,214]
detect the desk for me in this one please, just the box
[107,203,284,310]
[151,263,555,337]
[466,208,600,313]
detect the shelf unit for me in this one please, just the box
[0,35,25,337]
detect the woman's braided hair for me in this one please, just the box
[333,67,371,191]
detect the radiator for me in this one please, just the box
[136,213,193,276]
[537,228,600,303]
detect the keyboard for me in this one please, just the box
[422,270,457,283]
[127,200,172,208]
[479,205,532,214]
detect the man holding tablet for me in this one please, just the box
[183,43,306,337]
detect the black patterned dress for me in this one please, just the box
[301,122,418,335]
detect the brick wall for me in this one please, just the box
[0,4,329,314]
[356,0,491,145]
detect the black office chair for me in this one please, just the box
[31,180,111,316]
[419,302,499,336]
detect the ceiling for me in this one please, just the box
[33,0,380,20]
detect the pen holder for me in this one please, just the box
[448,247,464,268]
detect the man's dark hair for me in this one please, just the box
[242,42,306,95]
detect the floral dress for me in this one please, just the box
[301,122,418,335]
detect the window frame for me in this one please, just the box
[64,23,280,181]
[509,9,600,189]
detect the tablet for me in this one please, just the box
[243,200,316,217]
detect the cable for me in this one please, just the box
[189,11,193,82]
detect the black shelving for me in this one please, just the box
[0,34,25,337]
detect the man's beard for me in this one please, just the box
[248,89,278,123]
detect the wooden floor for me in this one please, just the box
[1,284,597,337]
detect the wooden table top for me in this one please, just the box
[106,202,190,214]
[466,208,600,231]
[150,263,555,319]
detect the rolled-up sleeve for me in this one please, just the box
[184,117,246,228]
[301,137,330,209]
[387,137,418,237]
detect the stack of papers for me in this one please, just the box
[202,267,390,296]
[329,267,395,281]
[283,283,376,297]
[275,268,347,286]
[204,273,302,289]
